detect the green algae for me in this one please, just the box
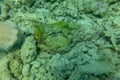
[34,21,75,53]
[105,0,117,3]
[9,59,22,78]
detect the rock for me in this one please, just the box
[9,59,22,78]
[0,55,12,80]
[0,21,19,51]
[22,64,31,77]
[20,36,37,64]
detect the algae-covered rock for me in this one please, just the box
[20,36,37,64]
[20,0,35,6]
[0,57,11,80]
[39,34,70,53]
[0,52,22,80]
[34,21,74,53]
[9,59,22,78]
[21,64,31,80]
[0,0,120,80]
[79,61,115,75]
[105,0,118,3]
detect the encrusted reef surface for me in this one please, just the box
[0,0,120,80]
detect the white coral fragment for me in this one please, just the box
[0,21,18,51]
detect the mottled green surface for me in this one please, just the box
[0,0,120,80]
[34,21,76,53]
